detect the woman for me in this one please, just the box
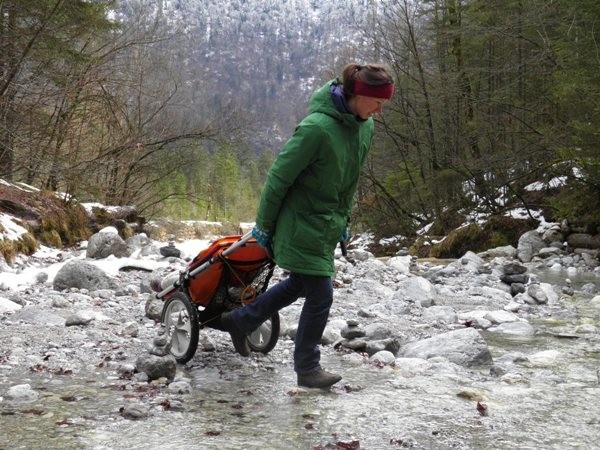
[221,63,394,389]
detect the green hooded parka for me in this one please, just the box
[255,79,375,276]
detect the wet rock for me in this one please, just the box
[365,338,401,356]
[53,260,117,291]
[484,310,519,325]
[394,357,431,377]
[489,365,507,377]
[527,350,561,367]
[4,384,39,403]
[135,354,176,381]
[398,327,493,367]
[488,321,536,336]
[122,403,150,420]
[581,283,598,295]
[167,380,192,394]
[341,323,366,340]
[502,262,528,276]
[527,284,548,304]
[369,350,395,365]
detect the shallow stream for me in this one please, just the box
[1,268,598,450]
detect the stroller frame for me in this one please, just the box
[156,232,279,363]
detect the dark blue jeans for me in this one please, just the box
[229,272,334,374]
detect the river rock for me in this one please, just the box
[4,384,39,403]
[484,310,519,324]
[518,230,545,262]
[394,357,432,377]
[421,305,457,324]
[159,243,181,258]
[398,327,492,367]
[167,380,192,394]
[65,311,95,326]
[542,225,564,245]
[53,260,117,291]
[387,255,411,274]
[567,233,600,249]
[479,245,517,259]
[122,403,150,419]
[488,321,536,336]
[0,297,22,313]
[86,229,131,259]
[369,350,396,365]
[393,276,437,307]
[135,354,176,381]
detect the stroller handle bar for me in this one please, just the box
[156,231,254,299]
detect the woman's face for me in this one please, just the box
[349,95,388,120]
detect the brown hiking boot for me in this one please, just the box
[297,368,342,389]
[220,311,250,357]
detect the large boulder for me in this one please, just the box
[86,229,131,259]
[567,233,600,250]
[517,230,545,262]
[392,276,437,307]
[53,260,117,291]
[398,327,492,367]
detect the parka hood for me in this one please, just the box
[309,79,365,128]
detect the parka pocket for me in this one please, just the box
[291,213,339,255]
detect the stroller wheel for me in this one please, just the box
[161,292,199,364]
[247,312,280,354]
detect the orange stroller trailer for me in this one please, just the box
[156,232,278,363]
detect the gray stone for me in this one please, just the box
[489,321,536,336]
[4,384,39,403]
[399,327,492,367]
[501,273,529,284]
[341,325,366,340]
[517,231,545,262]
[393,276,437,307]
[65,312,94,326]
[567,233,600,250]
[369,350,396,365]
[421,305,457,324]
[167,380,192,394]
[510,283,526,296]
[87,231,131,259]
[122,403,150,420]
[145,295,164,321]
[53,260,117,291]
[135,354,177,381]
[527,284,548,304]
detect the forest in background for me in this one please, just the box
[1,0,598,241]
